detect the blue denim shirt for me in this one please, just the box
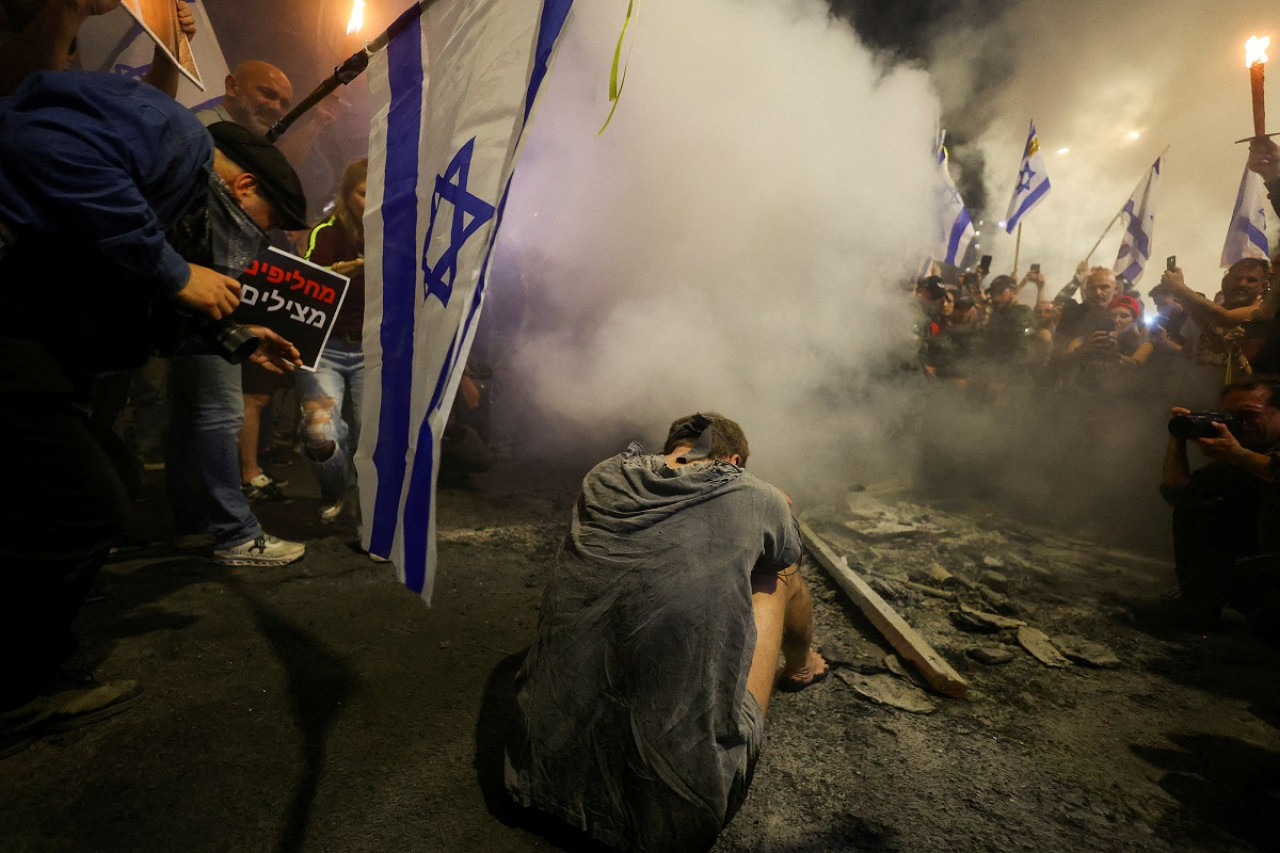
[0,70,212,296]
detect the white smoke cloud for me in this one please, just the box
[489,0,941,496]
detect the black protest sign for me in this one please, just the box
[233,247,350,371]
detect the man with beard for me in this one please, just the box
[1159,258,1276,399]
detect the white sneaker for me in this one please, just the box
[319,496,346,524]
[213,534,305,567]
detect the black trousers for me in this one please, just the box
[0,338,129,709]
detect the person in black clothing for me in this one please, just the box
[1158,377,1280,641]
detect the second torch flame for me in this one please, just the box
[346,0,365,35]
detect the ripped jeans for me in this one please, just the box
[295,340,364,504]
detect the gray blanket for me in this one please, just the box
[507,445,801,852]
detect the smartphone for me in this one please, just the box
[1167,255,1177,271]
[979,254,992,272]
[1030,263,1041,274]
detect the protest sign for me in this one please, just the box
[233,247,350,371]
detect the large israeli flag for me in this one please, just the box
[933,145,976,267]
[1004,121,1051,233]
[1113,157,1162,284]
[358,0,574,602]
[1220,164,1271,267]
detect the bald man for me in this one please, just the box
[195,59,293,136]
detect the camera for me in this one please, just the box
[198,316,260,364]
[1168,411,1241,440]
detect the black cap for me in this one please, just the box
[207,122,308,230]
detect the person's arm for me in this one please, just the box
[1122,340,1153,366]
[141,1,195,99]
[1161,267,1275,324]
[1195,421,1276,483]
[305,218,364,277]
[1051,261,1089,305]
[1162,408,1193,493]
[1248,136,1280,218]
[243,324,301,373]
[0,0,122,94]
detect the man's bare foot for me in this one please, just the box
[776,648,829,693]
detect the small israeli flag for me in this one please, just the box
[1113,157,1162,284]
[1220,164,1270,267]
[1004,121,1051,233]
[934,145,976,267]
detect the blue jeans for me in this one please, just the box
[166,354,262,547]
[295,340,364,503]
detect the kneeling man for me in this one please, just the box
[506,412,827,852]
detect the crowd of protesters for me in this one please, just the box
[912,236,1280,411]
[910,134,1280,642]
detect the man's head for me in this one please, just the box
[208,122,307,231]
[1083,268,1117,308]
[221,60,293,136]
[663,412,749,467]
[986,275,1017,307]
[1034,300,1057,328]
[1220,377,1280,452]
[1148,282,1183,318]
[1219,258,1270,309]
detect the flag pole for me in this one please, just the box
[265,0,433,142]
[1083,211,1122,265]
[1012,223,1022,275]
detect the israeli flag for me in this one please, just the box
[934,145,976,267]
[359,0,574,602]
[1220,164,1271,267]
[1004,121,1051,233]
[1113,157,1162,284]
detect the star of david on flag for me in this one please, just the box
[358,0,575,603]
[1004,120,1051,233]
[422,138,496,307]
[1220,163,1271,267]
[933,144,976,267]
[1113,157,1162,285]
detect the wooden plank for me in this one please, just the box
[799,520,969,699]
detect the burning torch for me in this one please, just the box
[267,0,435,143]
[1238,35,1275,143]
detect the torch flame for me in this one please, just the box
[1246,35,1270,68]
[346,0,365,35]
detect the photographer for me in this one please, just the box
[1158,377,1280,639]
[164,121,309,567]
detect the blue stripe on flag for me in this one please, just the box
[945,208,971,266]
[1239,216,1269,254]
[1120,202,1150,259]
[401,335,457,595]
[1010,179,1050,228]
[525,0,574,121]
[369,11,424,561]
